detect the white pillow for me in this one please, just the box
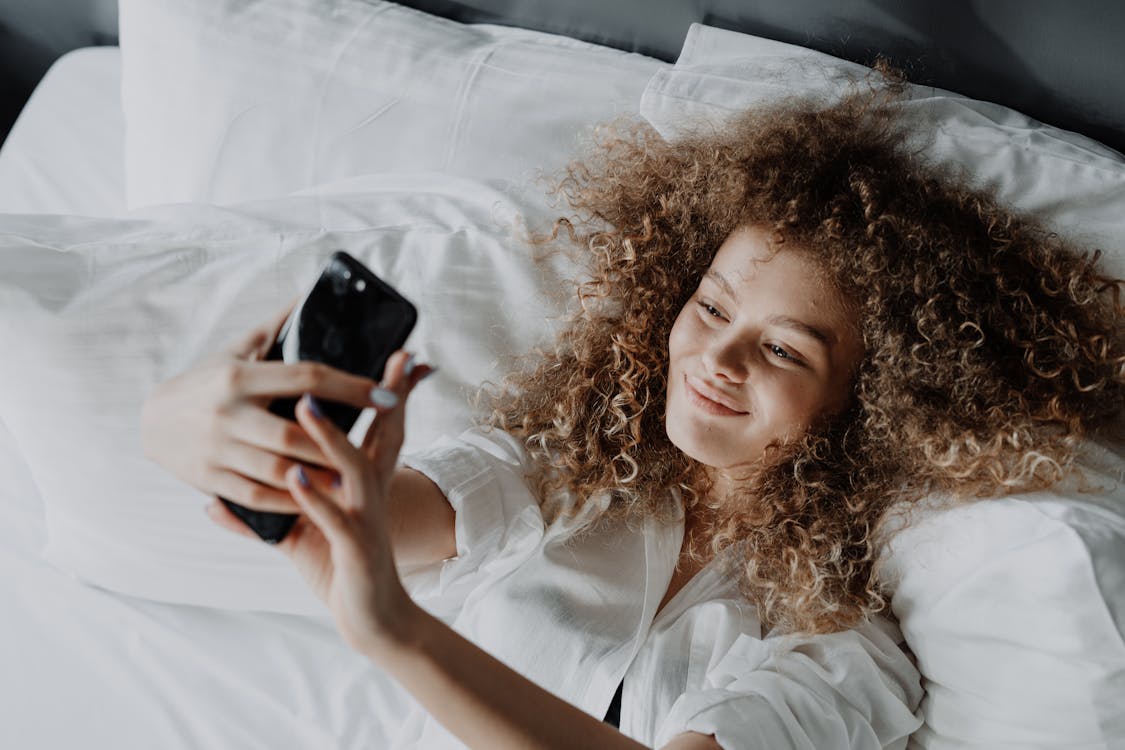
[0,173,580,614]
[118,0,664,210]
[881,442,1125,747]
[640,23,1125,280]
[640,24,1125,748]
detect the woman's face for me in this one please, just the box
[665,225,864,481]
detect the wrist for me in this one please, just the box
[361,591,432,664]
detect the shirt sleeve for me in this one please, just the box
[395,426,547,620]
[653,616,924,750]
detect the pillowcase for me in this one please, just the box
[0,173,580,614]
[0,47,127,217]
[880,446,1125,747]
[639,24,1125,748]
[118,0,664,210]
[640,23,1125,280]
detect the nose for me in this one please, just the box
[701,332,749,383]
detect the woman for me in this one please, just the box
[141,80,1124,749]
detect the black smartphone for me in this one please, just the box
[219,251,418,544]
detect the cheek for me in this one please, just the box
[667,309,696,363]
[767,378,830,430]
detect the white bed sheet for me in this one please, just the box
[0,420,423,748]
[0,47,127,217]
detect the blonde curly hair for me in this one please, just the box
[480,77,1125,635]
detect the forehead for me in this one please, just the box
[706,226,855,334]
[710,227,833,294]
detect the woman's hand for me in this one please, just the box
[206,349,435,659]
[140,296,386,514]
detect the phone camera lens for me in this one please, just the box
[355,279,366,292]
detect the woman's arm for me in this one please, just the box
[372,602,723,750]
[230,352,722,750]
[386,466,457,567]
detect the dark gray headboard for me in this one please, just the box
[2,0,1124,156]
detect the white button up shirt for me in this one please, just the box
[392,427,923,749]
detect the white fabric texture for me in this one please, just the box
[0,414,423,749]
[118,0,664,210]
[0,173,580,613]
[640,23,1125,281]
[637,23,1125,749]
[0,47,126,217]
[880,442,1125,749]
[396,426,924,749]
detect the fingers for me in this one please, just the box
[293,393,362,506]
[209,468,299,513]
[209,454,339,513]
[359,351,433,460]
[205,493,333,555]
[285,464,355,547]
[223,402,333,471]
[233,360,382,412]
[205,497,264,539]
[228,294,303,360]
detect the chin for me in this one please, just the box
[665,403,725,468]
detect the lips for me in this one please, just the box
[684,374,749,416]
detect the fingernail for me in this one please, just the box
[296,465,310,487]
[403,353,416,377]
[331,474,342,488]
[369,386,399,409]
[304,393,324,420]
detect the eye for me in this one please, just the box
[695,300,726,321]
[766,343,803,365]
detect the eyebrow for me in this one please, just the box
[705,268,736,299]
[766,315,834,347]
[704,269,835,348]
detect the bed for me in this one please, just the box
[1,1,1123,748]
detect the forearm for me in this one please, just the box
[372,604,649,750]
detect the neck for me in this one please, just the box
[702,466,747,508]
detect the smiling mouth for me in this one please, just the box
[684,374,749,416]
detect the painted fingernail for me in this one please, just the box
[369,386,399,408]
[331,474,342,489]
[296,465,310,487]
[403,353,416,377]
[304,393,324,420]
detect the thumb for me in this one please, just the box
[228,294,302,360]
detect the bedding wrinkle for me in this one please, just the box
[443,42,498,172]
[337,98,402,140]
[206,102,267,198]
[309,9,381,192]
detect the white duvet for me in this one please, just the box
[0,441,415,748]
[0,173,578,747]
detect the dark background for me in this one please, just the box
[2,0,1124,155]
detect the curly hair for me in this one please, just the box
[480,74,1125,635]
